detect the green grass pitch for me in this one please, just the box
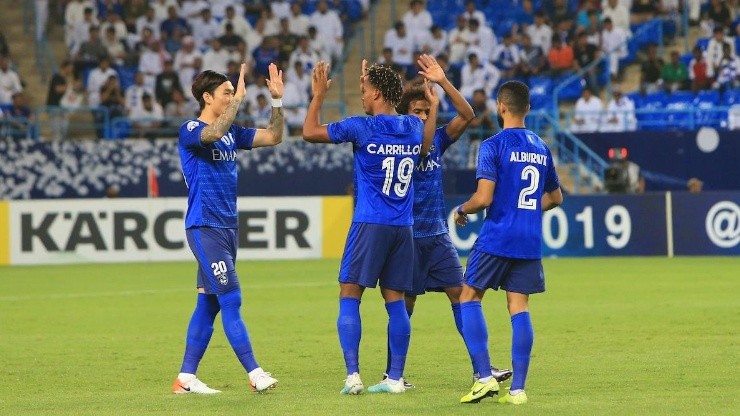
[1,257,738,415]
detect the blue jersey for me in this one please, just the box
[412,126,455,238]
[179,119,256,229]
[474,128,560,259]
[327,115,424,226]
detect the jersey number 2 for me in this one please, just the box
[381,157,414,197]
[517,165,539,210]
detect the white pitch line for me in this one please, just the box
[0,281,335,302]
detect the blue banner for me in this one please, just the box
[672,192,740,255]
[445,192,739,257]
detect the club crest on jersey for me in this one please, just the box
[217,272,229,285]
[187,121,199,131]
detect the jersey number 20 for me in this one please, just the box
[518,165,540,210]
[381,157,414,197]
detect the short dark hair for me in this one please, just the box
[396,86,427,114]
[366,63,403,106]
[191,70,228,110]
[497,80,530,116]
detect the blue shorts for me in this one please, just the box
[339,222,414,292]
[186,227,241,295]
[409,233,463,296]
[464,249,545,294]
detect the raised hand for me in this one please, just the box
[265,63,284,99]
[417,54,446,84]
[234,63,247,100]
[423,78,439,108]
[360,59,368,84]
[312,61,332,96]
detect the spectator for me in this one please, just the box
[124,0,150,34]
[706,26,735,74]
[46,60,74,139]
[417,25,448,58]
[164,88,198,120]
[70,7,100,55]
[86,57,117,107]
[129,93,164,139]
[526,11,553,55]
[511,0,536,34]
[309,0,344,62]
[269,0,291,21]
[491,33,520,78]
[282,73,308,135]
[210,0,245,20]
[65,0,96,50]
[154,60,183,107]
[0,30,8,56]
[286,60,312,99]
[5,92,35,139]
[228,41,255,84]
[378,47,406,80]
[139,41,170,90]
[260,6,282,37]
[244,74,271,115]
[571,88,603,133]
[221,5,253,41]
[640,43,664,93]
[135,6,161,41]
[219,23,246,52]
[251,93,272,128]
[225,60,241,88]
[201,39,230,74]
[190,8,221,51]
[402,0,433,36]
[601,86,637,132]
[713,42,740,93]
[159,5,189,42]
[384,22,416,69]
[467,88,496,168]
[547,0,571,27]
[276,18,299,63]
[287,2,311,37]
[96,75,125,138]
[100,12,127,42]
[0,54,23,105]
[448,15,470,64]
[576,0,601,33]
[601,17,628,81]
[660,50,689,92]
[460,53,501,99]
[461,0,486,28]
[73,25,110,77]
[516,34,547,77]
[173,36,202,91]
[180,0,208,20]
[601,0,631,36]
[466,18,497,63]
[706,0,732,33]
[688,46,714,92]
[573,32,601,92]
[124,71,153,112]
[307,26,330,63]
[547,35,576,77]
[102,26,129,66]
[289,36,320,73]
[151,0,179,21]
[97,0,124,20]
[252,37,281,78]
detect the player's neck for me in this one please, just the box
[372,102,398,116]
[198,107,219,124]
[502,117,525,129]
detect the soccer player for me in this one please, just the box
[453,80,563,404]
[302,60,434,394]
[172,62,285,395]
[380,54,512,388]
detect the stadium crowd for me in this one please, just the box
[0,0,739,140]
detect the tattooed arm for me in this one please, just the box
[253,63,285,147]
[200,97,243,145]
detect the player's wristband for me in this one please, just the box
[271,98,283,108]
[456,205,465,216]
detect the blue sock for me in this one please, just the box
[510,311,534,391]
[218,290,259,372]
[337,297,361,375]
[386,299,411,380]
[451,303,463,338]
[385,307,412,374]
[460,301,492,379]
[180,293,220,374]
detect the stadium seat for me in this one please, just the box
[680,53,693,68]
[626,91,645,108]
[554,75,584,100]
[695,37,710,51]
[528,76,553,110]
[116,66,138,92]
[665,92,695,129]
[723,89,740,105]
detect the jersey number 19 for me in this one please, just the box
[381,157,414,197]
